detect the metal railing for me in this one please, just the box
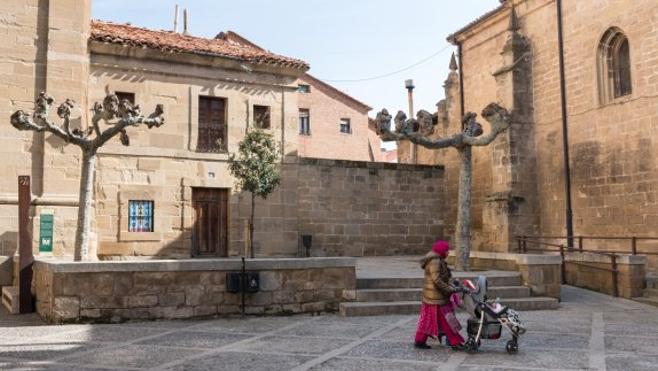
[515,235,658,297]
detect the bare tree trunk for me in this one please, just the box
[250,192,255,259]
[455,146,472,271]
[74,148,97,262]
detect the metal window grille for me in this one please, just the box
[128,200,154,232]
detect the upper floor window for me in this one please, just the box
[598,28,632,103]
[253,105,271,129]
[115,91,135,104]
[297,84,311,93]
[299,109,310,135]
[198,96,227,152]
[339,118,351,134]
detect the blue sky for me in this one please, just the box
[92,0,499,117]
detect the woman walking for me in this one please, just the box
[414,240,465,350]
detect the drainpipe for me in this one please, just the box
[457,42,465,125]
[557,0,574,249]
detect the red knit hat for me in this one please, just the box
[432,240,450,258]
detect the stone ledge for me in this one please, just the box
[515,254,562,265]
[449,250,562,265]
[297,157,445,172]
[564,252,646,265]
[35,257,357,273]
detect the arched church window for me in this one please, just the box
[598,28,632,103]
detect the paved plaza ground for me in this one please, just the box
[1,286,657,371]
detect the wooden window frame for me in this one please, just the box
[197,95,228,153]
[115,91,136,105]
[253,104,271,129]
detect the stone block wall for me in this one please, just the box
[296,158,445,257]
[564,253,646,299]
[91,157,445,259]
[33,258,356,324]
[405,0,658,268]
[447,251,562,299]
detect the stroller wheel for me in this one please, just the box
[506,340,518,354]
[465,338,479,354]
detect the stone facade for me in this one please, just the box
[400,0,658,270]
[33,257,356,323]
[0,1,408,261]
[297,74,377,162]
[93,158,445,259]
[0,0,90,257]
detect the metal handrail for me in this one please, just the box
[517,235,658,256]
[514,235,646,297]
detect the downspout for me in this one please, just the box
[281,86,286,160]
[557,0,574,249]
[457,42,465,124]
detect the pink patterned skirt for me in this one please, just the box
[414,301,464,346]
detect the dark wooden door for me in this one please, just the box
[192,188,228,257]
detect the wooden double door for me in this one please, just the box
[192,188,228,257]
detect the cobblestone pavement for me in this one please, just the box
[1,286,657,370]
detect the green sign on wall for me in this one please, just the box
[39,211,54,253]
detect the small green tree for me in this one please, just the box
[228,129,281,258]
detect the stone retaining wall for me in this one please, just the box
[296,158,445,257]
[447,251,562,299]
[33,257,356,324]
[564,253,646,298]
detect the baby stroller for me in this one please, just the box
[454,276,526,354]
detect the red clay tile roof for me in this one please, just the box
[90,20,309,70]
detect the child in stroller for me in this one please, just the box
[454,276,526,354]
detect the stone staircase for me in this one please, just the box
[340,271,559,316]
[632,275,658,308]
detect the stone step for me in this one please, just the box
[632,296,658,308]
[1,286,19,314]
[340,297,559,317]
[355,288,420,302]
[356,273,522,290]
[354,286,531,302]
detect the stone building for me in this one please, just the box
[399,0,658,268]
[297,74,380,162]
[216,31,381,162]
[0,0,443,261]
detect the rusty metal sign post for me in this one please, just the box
[18,175,34,313]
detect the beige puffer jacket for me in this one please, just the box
[420,251,455,305]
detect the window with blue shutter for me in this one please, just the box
[128,200,154,232]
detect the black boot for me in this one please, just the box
[451,343,465,351]
[414,342,431,349]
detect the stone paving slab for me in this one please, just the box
[2,286,658,370]
[166,351,314,371]
[60,344,199,369]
